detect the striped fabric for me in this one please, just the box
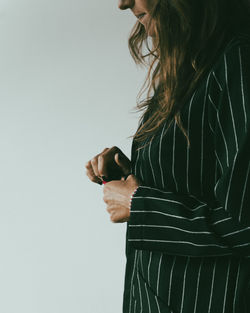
[122,34,250,313]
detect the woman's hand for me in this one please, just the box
[103,174,141,223]
[85,146,131,184]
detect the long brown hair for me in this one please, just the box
[129,0,250,147]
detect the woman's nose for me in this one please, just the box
[118,0,134,10]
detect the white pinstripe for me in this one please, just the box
[159,122,167,189]
[222,227,250,237]
[139,163,144,182]
[138,185,173,194]
[139,145,145,182]
[168,257,176,306]
[172,121,178,192]
[155,295,161,313]
[201,74,211,196]
[143,138,147,161]
[214,179,221,197]
[134,148,140,177]
[239,160,250,222]
[208,260,217,313]
[224,152,238,211]
[140,250,145,277]
[224,54,239,152]
[137,271,143,313]
[222,260,231,313]
[233,261,241,313]
[213,207,224,212]
[134,300,137,313]
[234,242,250,248]
[192,203,207,212]
[157,254,163,296]
[212,217,232,226]
[130,209,206,221]
[132,196,193,210]
[208,94,217,110]
[140,250,145,278]
[187,91,196,194]
[209,121,215,134]
[180,257,190,313]
[129,224,212,235]
[214,150,224,176]
[193,258,203,313]
[144,282,151,313]
[148,251,152,286]
[208,94,229,167]
[239,47,248,133]
[215,159,218,185]
[149,138,157,186]
[212,71,223,91]
[128,239,227,249]
[188,194,206,205]
[129,250,138,313]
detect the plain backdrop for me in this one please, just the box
[0,1,147,312]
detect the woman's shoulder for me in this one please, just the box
[211,32,250,77]
[225,32,250,52]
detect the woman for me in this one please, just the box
[85,0,250,312]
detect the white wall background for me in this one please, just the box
[0,1,147,312]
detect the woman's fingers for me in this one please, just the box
[86,146,132,183]
[86,147,109,182]
[86,170,102,185]
[97,153,109,178]
[114,152,132,176]
[90,157,99,178]
[100,146,131,179]
[97,146,122,178]
[85,162,102,184]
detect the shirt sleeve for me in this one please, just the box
[127,38,250,258]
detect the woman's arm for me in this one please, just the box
[127,39,250,258]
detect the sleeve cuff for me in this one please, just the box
[128,186,146,248]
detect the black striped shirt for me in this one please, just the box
[122,34,250,313]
